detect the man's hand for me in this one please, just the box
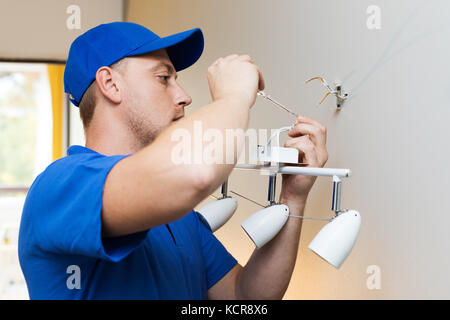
[207,54,265,107]
[280,115,328,205]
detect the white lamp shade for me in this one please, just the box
[241,204,289,249]
[308,210,361,269]
[197,197,238,232]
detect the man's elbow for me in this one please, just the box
[189,165,217,195]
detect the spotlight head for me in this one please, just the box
[197,197,238,232]
[241,204,289,249]
[308,210,361,269]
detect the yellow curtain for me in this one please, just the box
[47,64,65,161]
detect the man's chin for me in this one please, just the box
[172,116,184,123]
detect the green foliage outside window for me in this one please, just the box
[0,71,40,187]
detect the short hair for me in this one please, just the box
[78,59,127,130]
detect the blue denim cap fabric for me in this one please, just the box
[64,22,204,106]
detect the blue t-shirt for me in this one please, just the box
[18,145,237,299]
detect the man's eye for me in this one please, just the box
[159,75,170,82]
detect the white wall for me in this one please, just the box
[127,0,450,299]
[0,0,123,61]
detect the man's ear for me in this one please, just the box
[95,66,123,104]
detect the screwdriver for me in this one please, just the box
[257,91,298,118]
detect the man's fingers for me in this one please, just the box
[211,54,237,67]
[255,65,265,91]
[210,53,264,96]
[284,135,319,166]
[295,115,327,131]
[289,118,327,165]
[236,55,264,90]
[288,122,327,146]
[210,58,223,69]
[224,54,239,61]
[238,54,254,63]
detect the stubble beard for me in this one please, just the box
[125,99,160,151]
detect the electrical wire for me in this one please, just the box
[229,190,266,208]
[266,125,294,148]
[288,215,332,221]
[230,190,332,222]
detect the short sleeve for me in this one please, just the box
[194,211,238,289]
[28,152,149,262]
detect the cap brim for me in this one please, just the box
[125,28,204,72]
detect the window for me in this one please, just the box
[0,63,52,189]
[0,62,55,299]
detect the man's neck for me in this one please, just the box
[85,138,140,156]
[84,113,141,156]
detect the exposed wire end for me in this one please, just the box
[306,76,348,105]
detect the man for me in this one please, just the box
[18,22,328,299]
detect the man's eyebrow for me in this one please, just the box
[150,62,178,79]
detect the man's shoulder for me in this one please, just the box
[29,155,77,189]
[36,151,112,183]
[24,152,105,204]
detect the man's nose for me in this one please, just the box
[174,87,192,109]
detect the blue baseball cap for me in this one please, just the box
[64,22,204,106]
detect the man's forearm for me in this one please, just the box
[235,198,306,300]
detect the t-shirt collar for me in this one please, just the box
[67,145,99,156]
[67,145,134,157]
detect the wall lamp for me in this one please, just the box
[198,163,360,269]
[197,89,359,268]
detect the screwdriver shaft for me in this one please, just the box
[257,91,298,118]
